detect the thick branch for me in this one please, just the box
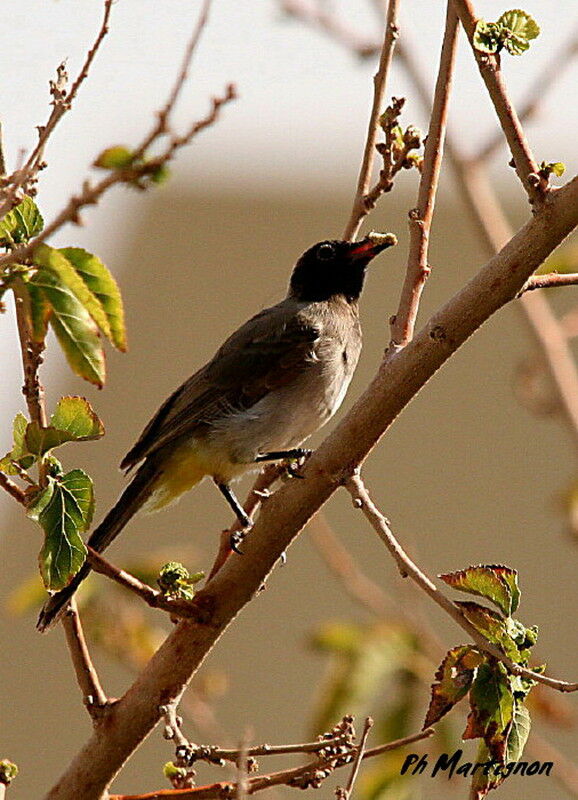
[45,176,578,800]
[389,3,459,348]
[342,0,400,241]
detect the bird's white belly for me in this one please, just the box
[209,357,354,463]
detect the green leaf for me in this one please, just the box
[0,196,44,247]
[539,160,566,178]
[157,561,203,601]
[0,759,19,785]
[51,396,105,441]
[60,469,95,531]
[473,20,502,54]
[149,163,171,185]
[455,601,522,661]
[440,565,519,616]
[94,145,135,169]
[507,701,531,762]
[0,412,36,474]
[463,661,514,762]
[24,399,104,457]
[33,244,113,342]
[502,33,530,55]
[31,268,105,386]
[498,9,540,41]
[27,281,52,341]
[29,474,88,590]
[423,645,481,728]
[59,247,126,350]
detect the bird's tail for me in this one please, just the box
[37,460,160,632]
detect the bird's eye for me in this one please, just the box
[317,243,336,261]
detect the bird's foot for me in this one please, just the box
[284,449,312,479]
[230,529,247,554]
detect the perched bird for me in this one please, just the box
[37,232,396,631]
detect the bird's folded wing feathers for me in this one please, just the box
[120,302,321,470]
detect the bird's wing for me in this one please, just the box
[120,300,321,470]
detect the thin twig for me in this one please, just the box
[342,0,400,241]
[108,728,435,800]
[451,0,547,204]
[0,473,26,505]
[132,0,213,161]
[345,472,578,692]
[236,732,249,800]
[188,735,352,764]
[281,0,379,59]
[62,598,109,714]
[86,547,199,619]
[0,0,114,217]
[476,27,578,163]
[339,717,373,800]
[0,84,236,272]
[521,273,578,293]
[389,2,459,349]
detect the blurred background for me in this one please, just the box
[1,1,578,798]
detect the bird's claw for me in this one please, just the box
[230,530,246,554]
[285,449,312,479]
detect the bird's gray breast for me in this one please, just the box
[210,301,362,462]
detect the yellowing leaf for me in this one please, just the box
[59,247,126,350]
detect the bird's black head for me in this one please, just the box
[289,233,397,303]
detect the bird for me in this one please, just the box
[37,232,396,631]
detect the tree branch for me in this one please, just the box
[44,175,578,800]
[342,0,400,241]
[345,472,578,693]
[0,0,114,217]
[389,2,459,349]
[107,727,434,800]
[61,599,109,714]
[280,0,378,59]
[476,27,578,163]
[0,472,26,505]
[521,273,578,293]
[86,548,199,620]
[450,0,547,204]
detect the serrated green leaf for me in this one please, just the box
[0,412,37,474]
[503,33,530,55]
[27,281,52,341]
[25,423,76,456]
[507,702,531,762]
[51,396,105,441]
[60,469,95,531]
[31,475,88,590]
[440,565,518,616]
[31,268,105,386]
[33,244,112,341]
[59,248,126,350]
[27,480,56,522]
[456,601,522,661]
[473,20,501,54]
[94,145,135,169]
[498,9,540,41]
[423,645,480,728]
[463,662,514,763]
[0,196,44,247]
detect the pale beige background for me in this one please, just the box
[1,184,577,798]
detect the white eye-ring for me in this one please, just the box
[317,242,336,261]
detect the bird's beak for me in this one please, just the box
[347,231,397,263]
